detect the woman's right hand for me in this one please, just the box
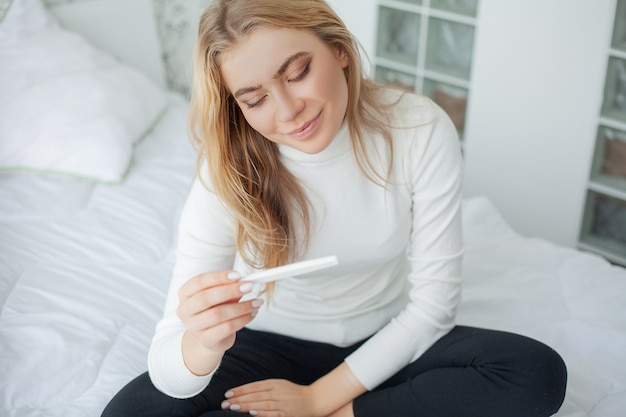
[176,270,263,375]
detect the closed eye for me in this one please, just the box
[246,95,267,109]
[288,59,311,83]
[244,58,311,109]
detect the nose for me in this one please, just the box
[274,88,303,122]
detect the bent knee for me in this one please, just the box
[101,372,175,417]
[514,339,568,416]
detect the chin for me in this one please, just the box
[296,139,332,154]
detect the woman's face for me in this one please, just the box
[220,27,349,154]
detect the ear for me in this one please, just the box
[335,46,349,69]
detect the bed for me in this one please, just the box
[1,1,626,416]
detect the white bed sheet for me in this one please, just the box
[0,93,195,417]
[1,93,625,417]
[460,198,626,417]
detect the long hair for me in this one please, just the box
[188,0,395,278]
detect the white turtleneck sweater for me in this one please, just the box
[148,89,464,398]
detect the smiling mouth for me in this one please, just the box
[287,111,322,139]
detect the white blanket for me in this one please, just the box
[1,94,625,417]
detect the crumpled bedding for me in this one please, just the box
[1,94,625,417]
[460,197,626,417]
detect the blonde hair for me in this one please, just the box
[188,0,395,277]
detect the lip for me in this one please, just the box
[287,111,322,141]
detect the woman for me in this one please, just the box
[102,0,567,416]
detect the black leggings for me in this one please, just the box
[101,326,567,417]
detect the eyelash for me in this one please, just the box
[245,60,311,109]
[289,61,311,83]
[246,98,265,109]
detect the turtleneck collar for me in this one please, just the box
[278,122,351,163]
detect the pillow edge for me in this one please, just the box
[0,104,171,185]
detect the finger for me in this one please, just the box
[221,400,281,417]
[221,381,277,411]
[227,379,275,397]
[179,270,241,298]
[178,280,253,319]
[194,309,258,350]
[221,387,280,416]
[186,298,263,332]
[190,280,252,309]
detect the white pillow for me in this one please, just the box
[0,0,167,183]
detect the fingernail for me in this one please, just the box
[251,298,264,308]
[250,411,259,416]
[227,271,241,280]
[239,282,253,293]
[221,401,230,409]
[225,391,234,398]
[230,404,241,411]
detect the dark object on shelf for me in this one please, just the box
[604,137,626,178]
[433,88,467,131]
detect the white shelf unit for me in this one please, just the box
[578,0,626,266]
[370,0,622,258]
[373,0,480,143]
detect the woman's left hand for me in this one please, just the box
[220,379,320,417]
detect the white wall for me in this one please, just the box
[327,0,378,70]
[463,0,615,246]
[49,0,167,88]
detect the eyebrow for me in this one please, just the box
[233,51,311,99]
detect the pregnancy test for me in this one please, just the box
[241,256,338,284]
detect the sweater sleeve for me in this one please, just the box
[147,174,237,398]
[344,100,464,390]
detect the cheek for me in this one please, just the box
[320,64,348,105]
[241,108,275,136]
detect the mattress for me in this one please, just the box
[1,94,625,417]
